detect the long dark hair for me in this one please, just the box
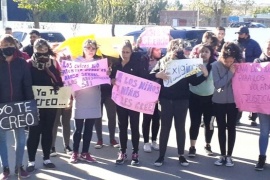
[198,44,216,72]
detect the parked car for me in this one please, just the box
[228,22,267,28]
[125,27,209,54]
[12,29,66,47]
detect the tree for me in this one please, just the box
[166,0,183,10]
[190,0,233,27]
[13,0,73,28]
[253,6,270,15]
[237,0,255,15]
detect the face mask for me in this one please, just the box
[2,47,15,57]
[238,37,246,43]
[34,52,50,63]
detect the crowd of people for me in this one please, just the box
[0,25,269,180]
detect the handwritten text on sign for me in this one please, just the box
[163,58,202,87]
[61,58,110,91]
[232,62,270,114]
[0,100,39,130]
[112,71,161,115]
[33,86,72,108]
[140,27,170,48]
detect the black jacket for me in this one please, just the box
[150,58,206,100]
[217,39,225,52]
[23,44,34,57]
[0,57,34,103]
[237,37,262,63]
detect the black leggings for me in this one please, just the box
[117,106,140,154]
[142,104,160,143]
[73,119,96,153]
[189,92,214,143]
[27,108,56,161]
[214,103,238,156]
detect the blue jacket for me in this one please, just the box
[0,57,34,103]
[238,37,262,63]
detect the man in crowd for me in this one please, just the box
[4,27,12,35]
[23,30,40,57]
[235,26,262,126]
[215,26,226,52]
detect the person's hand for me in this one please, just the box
[106,67,112,76]
[65,100,73,110]
[156,70,170,80]
[230,63,236,74]
[111,78,117,86]
[199,64,208,77]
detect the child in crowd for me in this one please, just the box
[188,44,216,157]
[212,42,242,167]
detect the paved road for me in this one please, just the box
[2,112,270,180]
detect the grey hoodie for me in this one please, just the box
[211,61,235,104]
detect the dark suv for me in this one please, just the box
[125,27,209,48]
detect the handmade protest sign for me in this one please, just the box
[0,100,39,130]
[233,62,270,115]
[112,71,161,115]
[163,58,202,87]
[61,58,111,91]
[139,27,170,48]
[33,86,72,108]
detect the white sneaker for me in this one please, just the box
[226,156,234,167]
[143,143,152,153]
[151,141,159,151]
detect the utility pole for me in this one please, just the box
[1,0,8,29]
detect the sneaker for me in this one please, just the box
[0,167,10,180]
[70,152,79,163]
[95,141,103,149]
[64,146,73,155]
[151,141,159,151]
[110,139,120,148]
[26,162,35,173]
[205,145,214,156]
[179,156,189,166]
[80,153,97,163]
[115,152,127,165]
[15,166,30,178]
[131,153,140,166]
[50,147,57,157]
[226,156,234,167]
[255,155,266,171]
[188,146,196,157]
[43,159,56,169]
[154,156,164,167]
[143,143,152,153]
[214,156,226,166]
[251,121,257,126]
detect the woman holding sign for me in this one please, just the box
[26,39,63,172]
[150,39,208,167]
[111,40,146,165]
[253,40,270,171]
[0,35,34,179]
[211,42,242,167]
[69,39,102,164]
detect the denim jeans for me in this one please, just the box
[258,113,270,155]
[0,127,26,168]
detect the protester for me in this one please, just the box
[212,42,242,167]
[150,39,208,167]
[4,27,12,35]
[69,39,102,164]
[141,47,162,153]
[253,39,270,171]
[235,26,262,126]
[215,26,226,52]
[26,38,63,172]
[111,40,146,165]
[188,44,216,157]
[0,34,33,179]
[50,105,73,156]
[95,56,120,149]
[23,30,40,57]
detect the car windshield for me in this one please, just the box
[12,32,27,42]
[40,33,65,42]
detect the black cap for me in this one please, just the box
[235,26,249,34]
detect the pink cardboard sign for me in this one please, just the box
[61,58,110,91]
[112,71,161,115]
[232,62,270,115]
[139,27,170,48]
